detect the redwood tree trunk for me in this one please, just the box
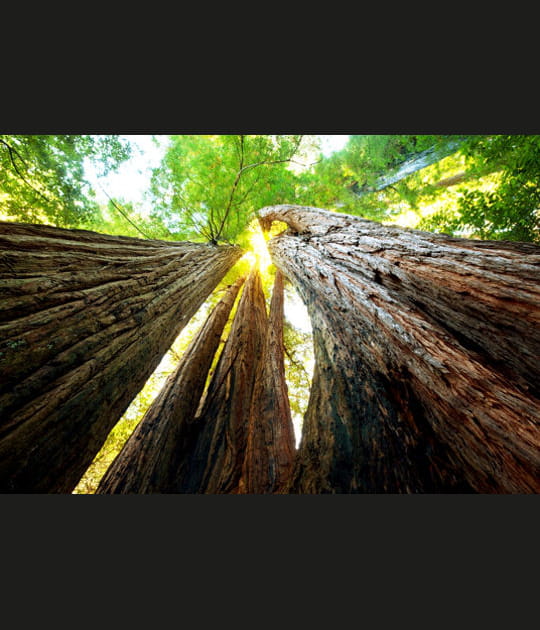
[96,276,244,494]
[259,205,540,494]
[181,268,268,493]
[0,222,242,493]
[239,270,296,494]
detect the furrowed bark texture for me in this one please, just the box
[181,268,268,493]
[0,221,242,493]
[259,205,540,493]
[238,270,296,494]
[96,277,244,494]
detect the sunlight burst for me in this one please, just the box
[244,220,273,272]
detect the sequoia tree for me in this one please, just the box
[96,276,244,494]
[259,205,540,493]
[0,222,242,493]
[238,270,296,493]
[181,268,268,493]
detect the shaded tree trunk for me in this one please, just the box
[181,268,268,493]
[0,221,242,493]
[433,171,468,188]
[259,205,540,493]
[426,165,501,192]
[238,270,296,494]
[96,276,245,494]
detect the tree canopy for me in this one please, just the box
[148,134,305,244]
[0,135,131,227]
[417,135,540,241]
[3,133,539,244]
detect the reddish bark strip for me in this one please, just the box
[96,277,245,494]
[182,268,268,493]
[0,222,242,492]
[239,270,296,493]
[259,205,540,493]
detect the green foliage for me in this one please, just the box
[3,133,537,244]
[339,135,442,186]
[0,135,131,227]
[416,135,540,242]
[283,319,313,421]
[290,135,454,221]
[314,134,540,243]
[149,135,303,243]
[282,283,315,444]
[293,152,353,210]
[82,198,173,240]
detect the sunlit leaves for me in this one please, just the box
[0,135,131,227]
[403,135,540,242]
[149,135,303,243]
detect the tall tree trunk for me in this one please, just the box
[0,222,242,493]
[239,270,296,494]
[181,268,268,493]
[258,205,540,493]
[96,277,245,494]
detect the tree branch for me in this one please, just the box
[283,342,310,383]
[0,138,53,204]
[213,135,303,242]
[98,184,153,240]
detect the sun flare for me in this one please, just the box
[244,220,273,272]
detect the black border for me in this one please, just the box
[3,77,539,135]
[2,494,538,586]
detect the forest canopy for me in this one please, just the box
[2,134,538,245]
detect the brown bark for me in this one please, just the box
[181,268,268,493]
[238,270,296,494]
[0,221,242,493]
[433,171,468,188]
[259,205,540,493]
[96,277,245,494]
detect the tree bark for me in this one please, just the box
[96,277,245,494]
[433,171,468,188]
[0,221,242,493]
[258,205,540,493]
[238,270,296,493]
[181,268,268,493]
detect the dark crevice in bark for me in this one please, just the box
[382,367,476,493]
[424,313,537,399]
